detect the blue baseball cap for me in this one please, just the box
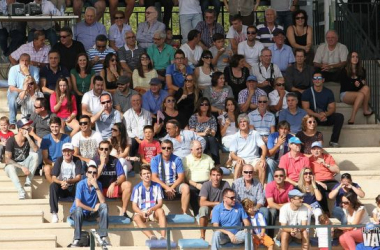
[288,189,305,198]
[289,137,302,144]
[247,75,257,82]
[149,78,162,85]
[311,141,323,148]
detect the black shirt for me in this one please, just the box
[52,40,86,72]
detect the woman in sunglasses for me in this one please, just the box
[16,76,44,118]
[329,173,365,225]
[175,74,202,123]
[194,50,214,90]
[338,192,370,250]
[296,168,323,224]
[100,53,124,94]
[132,53,158,94]
[296,115,323,155]
[189,97,221,168]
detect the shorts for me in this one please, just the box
[340,92,346,102]
[102,185,121,198]
[232,158,261,171]
[253,234,274,247]
[134,211,156,222]
[163,183,185,200]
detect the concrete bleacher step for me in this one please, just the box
[0,186,32,200]
[0,235,56,248]
[335,102,376,124]
[0,210,44,224]
[325,147,380,170]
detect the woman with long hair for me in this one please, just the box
[223,54,250,99]
[194,50,214,90]
[70,53,95,97]
[339,192,370,250]
[340,51,372,124]
[50,77,80,136]
[218,98,239,149]
[203,71,234,115]
[174,74,202,122]
[16,76,44,117]
[296,115,323,155]
[100,53,124,94]
[188,97,221,167]
[132,53,158,94]
[296,168,323,224]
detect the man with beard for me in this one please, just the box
[82,76,110,117]
[112,76,137,113]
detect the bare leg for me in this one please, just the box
[234,162,242,180]
[120,181,132,215]
[67,119,80,137]
[73,0,83,22]
[301,230,310,250]
[360,85,371,113]
[108,0,118,24]
[180,184,190,214]
[94,0,106,22]
[342,91,364,123]
[133,214,155,238]
[199,216,208,239]
[124,0,135,24]
[44,165,53,183]
[281,231,290,250]
[154,208,167,238]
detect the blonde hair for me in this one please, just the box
[318,213,331,225]
[297,167,317,195]
[242,198,255,211]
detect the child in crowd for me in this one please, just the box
[316,213,334,250]
[138,125,161,165]
[242,198,274,250]
[372,195,380,223]
[0,116,14,161]
[209,33,232,72]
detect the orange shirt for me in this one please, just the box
[309,154,336,181]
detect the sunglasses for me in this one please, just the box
[185,78,193,82]
[304,172,313,175]
[276,83,285,87]
[247,31,257,35]
[115,16,124,19]
[258,100,268,103]
[111,128,119,132]
[87,171,97,174]
[79,121,88,125]
[313,76,323,80]
[341,201,350,205]
[162,147,172,150]
[110,59,116,62]
[308,120,316,124]
[34,106,42,109]
[99,147,109,151]
[243,171,253,174]
[97,45,106,48]
[60,35,69,39]
[101,100,111,104]
[274,174,284,178]
[296,16,305,20]
[200,103,210,106]
[203,56,213,59]
[166,99,175,103]
[225,196,236,200]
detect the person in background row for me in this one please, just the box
[256,8,284,48]
[16,76,44,118]
[133,53,159,94]
[136,6,165,49]
[200,0,221,19]
[108,0,134,24]
[109,12,132,52]
[81,76,109,117]
[142,0,173,28]
[248,95,276,134]
[269,77,288,116]
[224,54,250,100]
[269,29,295,75]
[224,0,259,26]
[218,98,239,150]
[118,30,145,77]
[194,50,214,90]
[87,35,116,74]
[226,14,248,54]
[142,78,168,118]
[296,115,323,155]
[175,74,202,123]
[271,0,298,32]
[238,25,265,69]
[179,29,203,69]
[278,92,307,134]
[175,0,202,45]
[238,75,266,113]
[195,9,225,50]
[74,7,107,50]
[112,75,138,114]
[100,53,124,94]
[210,33,231,72]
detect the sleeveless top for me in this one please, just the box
[293,25,308,46]
[197,66,213,89]
[105,69,118,90]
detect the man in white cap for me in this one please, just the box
[49,143,82,223]
[4,118,39,199]
[279,189,309,249]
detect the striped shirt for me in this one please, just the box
[195,21,225,48]
[151,154,184,185]
[117,44,145,72]
[256,24,284,47]
[248,109,276,134]
[232,177,265,205]
[237,88,267,107]
[16,91,44,117]
[10,42,50,64]
[87,47,115,74]
[131,181,163,211]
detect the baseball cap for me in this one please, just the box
[149,78,162,85]
[311,141,323,148]
[62,143,74,151]
[273,29,286,36]
[288,189,305,198]
[289,137,302,144]
[88,160,97,167]
[116,75,131,85]
[259,131,270,137]
[16,118,32,129]
[247,75,257,82]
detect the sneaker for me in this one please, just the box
[123,212,131,220]
[149,235,158,240]
[101,237,111,246]
[329,142,340,148]
[71,239,80,247]
[19,192,25,200]
[274,238,281,247]
[52,213,59,223]
[24,182,31,187]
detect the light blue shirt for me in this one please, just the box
[211,202,248,234]
[229,130,265,161]
[142,90,168,115]
[95,108,122,140]
[74,21,107,50]
[108,23,132,49]
[163,130,206,159]
[268,44,295,72]
[8,64,40,89]
[278,107,307,134]
[136,21,166,49]
[248,109,276,134]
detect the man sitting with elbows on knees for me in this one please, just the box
[131,165,167,240]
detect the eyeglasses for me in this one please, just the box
[175,57,184,60]
[313,76,323,80]
[225,196,236,200]
[110,59,116,62]
[60,35,69,39]
[115,16,124,19]
[341,201,350,205]
[97,45,106,48]
[243,171,253,174]
[308,120,316,124]
[200,103,209,106]
[304,172,313,175]
[87,171,97,174]
[185,78,193,82]
[247,31,257,35]
[101,100,111,104]
[126,36,136,39]
[295,16,305,20]
[99,147,109,151]
[203,56,213,59]
[79,121,88,125]
[34,106,42,109]
[162,147,172,150]
[274,174,284,178]
[111,128,119,132]
[166,99,175,103]
[276,83,285,87]
[258,100,268,103]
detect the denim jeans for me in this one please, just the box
[200,0,221,19]
[70,203,109,240]
[266,158,278,183]
[4,151,39,197]
[276,11,293,31]
[28,28,58,47]
[211,230,248,250]
[180,13,203,44]
[332,206,347,225]
[0,28,26,56]
[7,90,19,125]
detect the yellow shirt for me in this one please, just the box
[183,154,214,183]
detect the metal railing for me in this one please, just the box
[88,223,367,250]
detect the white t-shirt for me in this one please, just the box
[179,43,203,69]
[179,0,202,14]
[313,43,349,66]
[71,131,103,159]
[58,160,76,181]
[226,25,248,44]
[343,206,370,225]
[279,203,308,225]
[81,90,111,115]
[237,41,265,68]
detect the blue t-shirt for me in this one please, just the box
[70,179,103,215]
[333,182,360,207]
[93,155,125,188]
[211,202,249,234]
[301,87,335,112]
[151,154,183,185]
[165,64,193,89]
[267,132,293,161]
[40,133,71,162]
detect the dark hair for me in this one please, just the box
[99,140,112,150]
[341,173,352,181]
[166,119,180,128]
[274,168,286,175]
[204,8,215,16]
[197,50,214,70]
[292,9,308,27]
[187,29,200,41]
[231,14,242,22]
[211,71,224,87]
[93,75,104,84]
[229,54,245,68]
[212,33,224,42]
[376,195,380,204]
[60,26,73,35]
[247,25,257,32]
[343,192,362,211]
[137,53,153,78]
[294,48,306,57]
[161,139,173,147]
[286,92,298,100]
[75,53,92,75]
[49,116,61,125]
[195,97,212,117]
[313,70,323,77]
[140,164,152,174]
[103,53,121,73]
[222,187,235,197]
[161,95,178,111]
[277,120,290,130]
[96,34,107,42]
[345,51,365,78]
[210,166,223,176]
[36,97,47,110]
[79,115,91,122]
[174,49,185,58]
[48,49,60,58]
[100,92,112,102]
[111,122,128,151]
[55,77,74,112]
[144,125,154,132]
[33,30,45,40]
[224,98,240,128]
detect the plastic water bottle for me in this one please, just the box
[60,5,64,16]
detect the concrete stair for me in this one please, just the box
[0,235,57,248]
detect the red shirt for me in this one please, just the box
[279,152,310,182]
[138,140,161,163]
[50,93,77,119]
[309,154,336,181]
[265,181,294,204]
[0,130,14,144]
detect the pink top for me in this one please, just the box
[265,181,293,204]
[50,93,77,119]
[279,152,310,182]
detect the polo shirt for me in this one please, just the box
[74,21,107,50]
[265,181,293,204]
[165,64,194,89]
[112,88,138,113]
[10,41,50,63]
[70,179,103,216]
[30,112,57,139]
[232,177,265,205]
[267,132,293,161]
[8,64,40,89]
[151,154,184,185]
[268,44,295,72]
[108,23,131,49]
[248,109,276,134]
[87,47,115,73]
[211,202,248,234]
[278,108,307,134]
[309,154,337,182]
[93,155,124,188]
[237,41,265,67]
[95,109,122,140]
[162,130,206,159]
[131,181,163,211]
[142,90,168,115]
[301,87,335,112]
[147,43,176,71]
[183,154,214,183]
[82,90,110,115]
[52,40,86,71]
[279,152,310,182]
[117,44,145,72]
[229,130,264,162]
[256,24,284,47]
[40,133,71,162]
[39,65,70,90]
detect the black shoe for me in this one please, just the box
[123,212,131,220]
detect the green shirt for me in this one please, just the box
[70,69,95,94]
[147,43,176,71]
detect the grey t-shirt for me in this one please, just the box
[112,88,138,113]
[271,0,291,11]
[199,180,230,202]
[30,112,57,139]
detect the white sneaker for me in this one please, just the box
[19,192,25,200]
[52,213,59,223]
